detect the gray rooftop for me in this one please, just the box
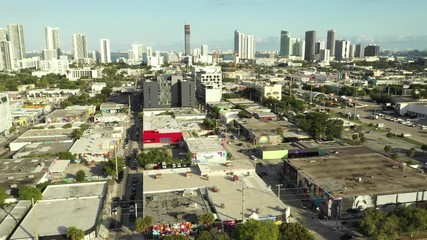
[287,150,427,197]
[143,115,181,133]
[185,137,225,153]
[10,182,107,239]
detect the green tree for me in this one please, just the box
[71,129,83,140]
[0,187,8,206]
[421,144,427,153]
[9,126,17,133]
[234,219,279,240]
[391,153,400,160]
[63,123,73,129]
[360,136,367,144]
[407,147,416,161]
[66,226,85,240]
[386,132,394,138]
[203,118,215,129]
[135,216,154,233]
[358,208,399,240]
[103,157,124,176]
[198,212,215,225]
[196,230,231,240]
[278,223,315,240]
[384,145,392,156]
[101,87,113,96]
[57,151,75,160]
[352,133,359,141]
[75,170,86,182]
[19,185,42,201]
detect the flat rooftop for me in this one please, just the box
[186,137,225,153]
[143,165,286,221]
[0,201,31,240]
[46,109,87,119]
[13,141,73,158]
[144,191,210,225]
[10,182,107,239]
[143,115,180,133]
[287,151,427,197]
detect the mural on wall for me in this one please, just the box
[352,195,374,211]
[192,151,227,164]
[299,175,329,210]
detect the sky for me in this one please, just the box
[1,0,426,52]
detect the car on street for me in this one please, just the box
[112,197,120,208]
[129,205,135,213]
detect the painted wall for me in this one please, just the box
[142,130,183,144]
[261,149,288,160]
[192,151,227,164]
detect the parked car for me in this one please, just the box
[129,205,135,213]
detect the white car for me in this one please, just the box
[129,205,135,213]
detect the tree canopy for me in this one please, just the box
[103,157,124,176]
[136,216,154,233]
[233,219,279,240]
[198,212,215,225]
[66,226,85,240]
[296,112,343,140]
[19,185,42,201]
[0,187,8,206]
[75,170,86,182]
[278,223,315,240]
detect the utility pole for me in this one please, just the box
[241,183,245,223]
[276,184,283,200]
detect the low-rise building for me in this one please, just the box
[142,115,183,148]
[10,182,107,240]
[0,93,12,136]
[233,118,285,145]
[9,129,73,152]
[185,137,227,164]
[45,105,95,123]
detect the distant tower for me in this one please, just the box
[8,24,26,60]
[280,31,291,58]
[100,39,111,63]
[0,28,8,41]
[304,30,316,61]
[184,24,191,56]
[326,29,336,57]
[201,44,208,56]
[0,41,14,70]
[45,27,60,50]
[72,34,88,60]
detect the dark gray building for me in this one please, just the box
[364,44,380,57]
[304,30,316,61]
[326,29,335,57]
[354,44,364,58]
[142,74,196,109]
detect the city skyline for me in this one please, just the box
[1,0,426,52]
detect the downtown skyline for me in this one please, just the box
[1,0,426,52]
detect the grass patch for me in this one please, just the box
[342,138,359,146]
[397,136,424,147]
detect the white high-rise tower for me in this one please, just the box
[7,24,26,60]
[234,30,255,60]
[100,39,111,63]
[72,34,88,61]
[45,27,60,50]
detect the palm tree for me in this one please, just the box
[136,216,153,233]
[384,145,392,156]
[71,129,83,140]
[407,147,416,162]
[66,226,84,240]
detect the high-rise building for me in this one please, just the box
[201,45,208,56]
[320,49,330,63]
[349,44,356,59]
[335,40,351,61]
[304,30,316,61]
[45,27,60,51]
[293,39,305,58]
[326,30,336,57]
[100,39,111,63]
[193,66,222,104]
[8,24,26,60]
[315,41,325,54]
[72,34,88,61]
[354,44,364,58]
[0,92,13,136]
[280,31,291,57]
[0,41,13,71]
[0,28,7,41]
[142,74,196,108]
[42,49,58,60]
[234,30,255,60]
[131,44,143,61]
[364,44,380,57]
[184,24,191,56]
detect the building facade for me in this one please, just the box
[234,30,255,60]
[304,30,316,61]
[45,27,60,57]
[193,66,222,105]
[364,44,380,57]
[184,24,191,56]
[8,24,26,61]
[326,29,335,57]
[0,41,14,71]
[72,34,88,61]
[100,39,111,63]
[335,40,351,61]
[0,93,13,136]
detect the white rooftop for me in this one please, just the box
[10,182,107,239]
[143,115,181,133]
[186,137,225,153]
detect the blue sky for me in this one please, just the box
[1,0,426,52]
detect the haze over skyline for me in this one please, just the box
[1,0,426,52]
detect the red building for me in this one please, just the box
[142,115,183,146]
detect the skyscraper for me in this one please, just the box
[201,44,208,56]
[0,41,13,70]
[7,24,26,60]
[72,34,88,61]
[354,44,364,58]
[315,41,325,54]
[184,24,190,56]
[304,30,316,61]
[234,30,255,60]
[0,28,7,41]
[131,44,143,61]
[335,40,351,61]
[45,27,60,51]
[100,39,111,63]
[326,30,336,57]
[280,31,291,57]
